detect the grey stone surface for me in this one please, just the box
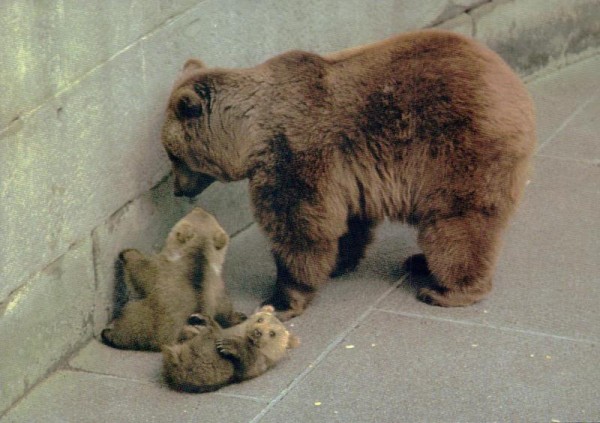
[538,92,600,162]
[0,41,168,302]
[0,239,95,414]
[259,311,600,422]
[1,370,266,423]
[528,55,600,146]
[69,340,163,383]
[165,0,460,68]
[0,0,199,129]
[435,12,474,37]
[473,0,600,76]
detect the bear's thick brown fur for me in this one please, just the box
[161,29,536,320]
[101,207,245,350]
[162,306,299,392]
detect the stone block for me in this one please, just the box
[0,0,200,129]
[435,12,474,36]
[0,238,95,414]
[260,311,600,422]
[144,0,459,70]
[2,370,266,423]
[0,38,171,302]
[472,0,600,76]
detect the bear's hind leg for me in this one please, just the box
[119,249,155,297]
[416,212,504,307]
[101,301,156,350]
[331,216,377,277]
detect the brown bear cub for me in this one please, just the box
[161,29,536,320]
[162,305,299,393]
[101,207,245,351]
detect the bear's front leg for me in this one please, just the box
[264,241,338,321]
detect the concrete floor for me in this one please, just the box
[3,55,599,423]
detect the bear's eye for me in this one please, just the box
[269,331,276,338]
[257,317,264,323]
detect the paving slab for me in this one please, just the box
[538,91,600,162]
[259,311,600,422]
[379,155,600,342]
[527,55,600,147]
[1,370,265,423]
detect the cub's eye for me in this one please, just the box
[269,331,276,338]
[257,317,264,323]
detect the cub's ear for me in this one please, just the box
[258,305,275,314]
[213,230,229,250]
[183,58,205,71]
[287,333,300,349]
[161,345,181,364]
[175,91,203,120]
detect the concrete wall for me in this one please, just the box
[1,0,598,415]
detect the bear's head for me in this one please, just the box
[243,305,300,361]
[161,59,248,198]
[163,207,229,270]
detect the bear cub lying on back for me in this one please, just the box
[101,207,245,351]
[163,305,299,392]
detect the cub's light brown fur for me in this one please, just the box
[161,29,536,320]
[162,306,299,393]
[101,207,245,351]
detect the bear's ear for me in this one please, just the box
[183,58,205,71]
[286,333,300,349]
[213,230,229,250]
[176,93,202,120]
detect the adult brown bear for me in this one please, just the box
[161,29,536,320]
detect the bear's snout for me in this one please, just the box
[173,172,216,198]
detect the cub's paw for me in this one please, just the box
[118,249,142,263]
[216,339,239,358]
[101,328,117,348]
[187,314,209,326]
[231,311,247,324]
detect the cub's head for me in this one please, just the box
[244,306,300,362]
[163,207,229,267]
[162,59,242,198]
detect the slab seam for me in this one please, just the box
[537,88,600,151]
[373,308,598,345]
[535,153,600,166]
[249,275,408,423]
